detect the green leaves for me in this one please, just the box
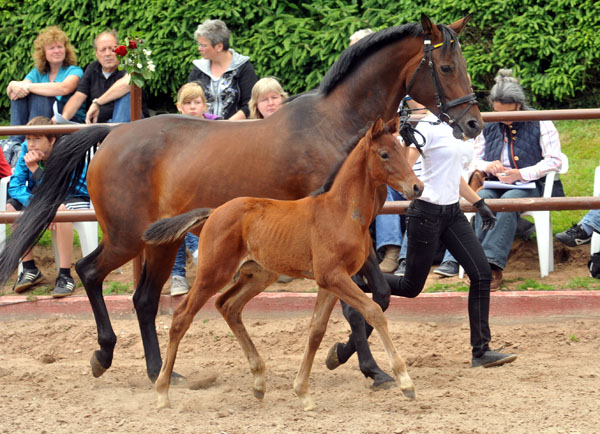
[1,0,599,120]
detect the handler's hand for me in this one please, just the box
[474,198,496,231]
[86,104,99,124]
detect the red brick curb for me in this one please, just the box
[1,291,599,319]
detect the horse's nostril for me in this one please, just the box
[467,120,482,135]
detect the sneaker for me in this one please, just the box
[472,349,517,368]
[51,275,75,298]
[433,261,459,277]
[14,268,44,293]
[170,275,189,296]
[277,274,294,283]
[555,223,592,247]
[393,259,406,277]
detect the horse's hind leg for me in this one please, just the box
[215,261,278,400]
[293,288,338,411]
[327,249,395,389]
[76,243,133,378]
[132,243,180,382]
[321,271,415,400]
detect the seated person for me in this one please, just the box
[556,194,600,247]
[248,77,287,119]
[7,116,90,298]
[470,69,562,290]
[6,26,84,143]
[60,30,143,124]
[169,83,221,296]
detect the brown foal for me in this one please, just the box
[144,116,423,410]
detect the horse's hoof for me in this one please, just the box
[157,395,171,410]
[171,371,187,387]
[401,387,417,400]
[325,343,341,370]
[371,377,397,391]
[90,352,108,378]
[253,389,265,400]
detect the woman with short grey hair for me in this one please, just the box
[471,68,563,290]
[188,19,257,120]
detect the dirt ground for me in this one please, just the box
[1,240,599,433]
[1,312,599,433]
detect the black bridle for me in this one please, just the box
[400,36,478,145]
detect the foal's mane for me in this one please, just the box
[319,22,458,96]
[310,122,397,197]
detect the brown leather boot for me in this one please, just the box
[379,246,400,273]
[490,269,503,291]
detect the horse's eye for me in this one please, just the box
[441,65,452,74]
[380,151,389,160]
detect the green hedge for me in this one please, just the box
[1,0,599,120]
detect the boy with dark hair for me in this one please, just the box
[7,116,90,297]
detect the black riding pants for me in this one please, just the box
[386,199,492,357]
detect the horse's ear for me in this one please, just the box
[385,116,400,135]
[420,13,440,39]
[448,14,472,35]
[370,116,385,138]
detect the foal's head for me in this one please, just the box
[365,116,423,199]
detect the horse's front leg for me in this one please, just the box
[326,247,395,389]
[323,272,415,400]
[293,288,338,411]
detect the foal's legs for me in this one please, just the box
[319,271,415,400]
[327,248,395,388]
[293,288,338,411]
[215,261,278,400]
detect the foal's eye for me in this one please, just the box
[440,65,453,74]
[380,151,389,160]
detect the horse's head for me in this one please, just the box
[404,14,483,140]
[366,116,423,199]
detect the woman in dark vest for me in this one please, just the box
[471,69,563,289]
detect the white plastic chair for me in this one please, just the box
[460,152,569,279]
[591,166,600,255]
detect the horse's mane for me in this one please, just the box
[319,22,458,96]
[310,121,397,197]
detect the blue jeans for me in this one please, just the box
[387,200,492,357]
[375,186,405,251]
[109,93,132,123]
[171,233,199,278]
[10,93,58,142]
[581,194,600,234]
[475,186,540,270]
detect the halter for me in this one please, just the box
[402,36,478,137]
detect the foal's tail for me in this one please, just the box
[143,208,213,245]
[0,125,113,285]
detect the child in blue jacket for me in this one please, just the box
[7,116,89,297]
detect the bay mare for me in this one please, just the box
[0,14,482,385]
[145,117,422,410]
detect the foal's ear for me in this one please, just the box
[448,14,472,35]
[420,13,440,39]
[386,115,400,135]
[370,116,385,138]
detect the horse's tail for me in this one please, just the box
[143,208,212,246]
[0,125,113,285]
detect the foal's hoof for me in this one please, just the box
[90,351,108,378]
[401,387,416,400]
[371,376,397,391]
[170,371,187,387]
[325,343,341,370]
[253,388,265,400]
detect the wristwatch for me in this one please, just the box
[92,98,101,107]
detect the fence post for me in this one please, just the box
[130,83,143,288]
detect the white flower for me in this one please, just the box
[143,49,152,56]
[137,63,143,69]
[148,62,155,72]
